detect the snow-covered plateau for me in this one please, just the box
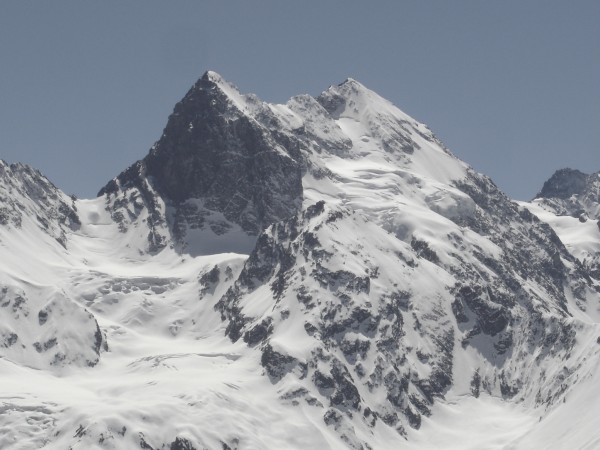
[1,72,599,450]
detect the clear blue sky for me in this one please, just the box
[1,1,598,199]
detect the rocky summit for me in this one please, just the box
[0,72,599,450]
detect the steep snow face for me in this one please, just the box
[1,73,600,450]
[315,78,464,185]
[301,80,476,243]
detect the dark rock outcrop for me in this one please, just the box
[537,168,590,200]
[98,72,304,253]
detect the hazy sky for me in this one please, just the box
[1,1,598,199]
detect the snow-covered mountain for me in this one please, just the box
[525,168,600,283]
[1,72,599,450]
[535,168,600,220]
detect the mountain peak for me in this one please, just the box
[317,76,412,125]
[192,70,250,111]
[201,69,223,83]
[536,168,589,200]
[99,69,304,248]
[532,167,600,224]
[324,76,376,100]
[338,76,364,88]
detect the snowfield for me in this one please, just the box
[1,73,599,449]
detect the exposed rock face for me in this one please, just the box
[98,71,304,253]
[98,161,170,253]
[144,72,303,230]
[535,168,600,219]
[537,168,590,200]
